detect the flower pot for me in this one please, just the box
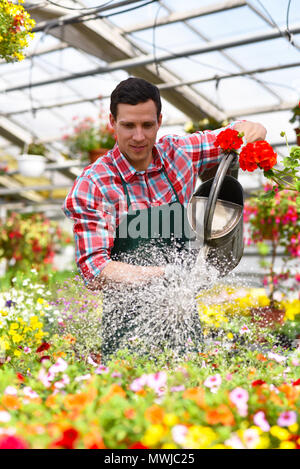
[17,154,46,177]
[250,306,285,330]
[89,148,108,163]
[295,128,300,146]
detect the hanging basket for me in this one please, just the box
[89,148,109,163]
[17,154,46,177]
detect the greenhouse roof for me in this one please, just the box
[0,0,299,213]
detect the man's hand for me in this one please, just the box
[234,121,267,143]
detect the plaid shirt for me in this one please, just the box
[63,124,240,282]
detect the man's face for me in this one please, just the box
[109,100,162,171]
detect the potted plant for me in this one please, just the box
[0,212,71,284]
[289,101,300,145]
[17,142,47,177]
[244,188,299,330]
[0,0,35,62]
[62,113,116,163]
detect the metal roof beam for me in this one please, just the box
[124,0,246,33]
[0,117,32,147]
[5,23,300,94]
[4,60,299,117]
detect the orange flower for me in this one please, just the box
[63,334,76,344]
[124,408,136,419]
[83,429,106,449]
[256,353,268,362]
[45,394,57,408]
[100,384,126,404]
[1,395,20,410]
[278,384,299,405]
[205,404,235,426]
[183,387,206,408]
[144,405,164,424]
[64,392,90,410]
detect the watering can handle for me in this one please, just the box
[203,151,238,241]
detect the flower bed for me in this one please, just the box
[0,275,299,449]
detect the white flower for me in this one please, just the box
[4,386,18,396]
[171,425,188,446]
[0,411,11,423]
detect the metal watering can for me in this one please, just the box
[187,152,244,276]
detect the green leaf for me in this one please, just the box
[257,242,270,256]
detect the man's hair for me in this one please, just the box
[110,77,161,119]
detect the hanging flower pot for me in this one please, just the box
[89,148,109,163]
[0,1,35,62]
[17,154,46,178]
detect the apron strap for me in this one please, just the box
[119,166,181,208]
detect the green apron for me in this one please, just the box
[101,167,203,362]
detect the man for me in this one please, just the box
[63,77,266,361]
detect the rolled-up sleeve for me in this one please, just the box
[63,176,115,284]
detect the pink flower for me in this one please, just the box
[229,387,249,406]
[277,411,297,427]
[95,365,109,375]
[253,411,270,432]
[267,352,287,364]
[4,386,18,395]
[204,374,222,392]
[239,325,250,335]
[49,358,68,374]
[23,387,39,399]
[146,371,167,395]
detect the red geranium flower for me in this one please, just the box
[239,140,277,172]
[213,128,243,152]
[251,379,266,387]
[17,373,25,382]
[0,435,28,449]
[39,355,51,363]
[36,342,51,353]
[292,378,300,386]
[129,442,149,449]
[53,428,79,449]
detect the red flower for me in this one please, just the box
[53,428,79,449]
[129,442,149,449]
[17,373,25,382]
[252,379,266,387]
[213,128,243,152]
[292,378,300,386]
[36,342,51,353]
[39,355,51,363]
[0,435,28,449]
[239,140,277,172]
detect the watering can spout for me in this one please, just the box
[187,152,244,276]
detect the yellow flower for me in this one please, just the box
[210,444,228,449]
[270,426,290,441]
[10,323,19,330]
[227,332,234,340]
[161,443,177,449]
[141,424,165,447]
[288,423,299,433]
[279,441,296,450]
[163,414,179,427]
[11,333,23,344]
[37,298,45,304]
[186,426,217,449]
[0,311,8,317]
[14,349,22,357]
